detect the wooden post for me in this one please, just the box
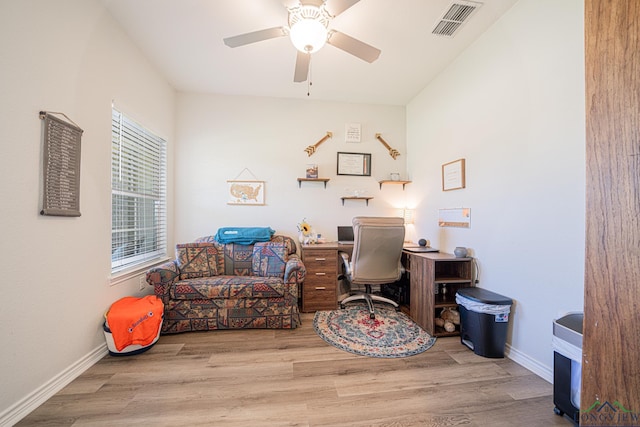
[583,0,640,420]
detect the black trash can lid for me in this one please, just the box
[457,287,512,305]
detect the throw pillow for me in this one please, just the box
[176,243,218,279]
[251,242,286,277]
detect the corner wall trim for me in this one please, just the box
[0,344,108,426]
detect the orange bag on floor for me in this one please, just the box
[106,295,163,352]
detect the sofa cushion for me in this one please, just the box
[171,276,286,300]
[176,243,218,279]
[252,242,287,277]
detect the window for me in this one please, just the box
[111,108,167,273]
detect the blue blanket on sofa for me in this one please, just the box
[214,227,275,245]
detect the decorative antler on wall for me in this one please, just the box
[375,133,401,159]
[304,131,332,156]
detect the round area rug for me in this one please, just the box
[313,304,436,358]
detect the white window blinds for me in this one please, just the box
[111,108,167,273]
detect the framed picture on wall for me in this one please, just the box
[345,123,362,143]
[337,152,371,176]
[442,158,466,191]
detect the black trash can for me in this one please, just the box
[456,287,512,358]
[552,312,583,424]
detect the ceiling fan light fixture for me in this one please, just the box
[223,1,379,84]
[290,19,328,53]
[288,4,331,53]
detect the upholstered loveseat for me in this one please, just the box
[145,235,305,334]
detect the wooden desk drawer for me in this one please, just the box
[303,274,337,289]
[304,271,338,289]
[303,285,337,311]
[305,268,336,280]
[303,249,337,268]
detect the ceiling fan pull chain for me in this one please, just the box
[307,56,312,96]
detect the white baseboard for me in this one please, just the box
[506,343,553,383]
[0,344,108,427]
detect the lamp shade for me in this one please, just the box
[289,18,328,53]
[288,4,330,54]
[402,208,414,225]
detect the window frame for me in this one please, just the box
[110,108,168,276]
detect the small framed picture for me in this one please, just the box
[345,123,361,143]
[306,164,318,179]
[442,158,466,191]
[337,152,371,176]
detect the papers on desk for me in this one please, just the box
[403,246,439,253]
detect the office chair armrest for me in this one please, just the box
[338,251,352,277]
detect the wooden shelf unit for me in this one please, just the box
[378,180,411,190]
[406,252,473,337]
[340,196,373,206]
[297,178,330,188]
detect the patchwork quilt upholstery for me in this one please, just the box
[146,235,305,333]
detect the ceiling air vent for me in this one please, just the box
[432,1,482,37]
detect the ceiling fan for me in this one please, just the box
[223,0,381,83]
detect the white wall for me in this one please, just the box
[0,0,585,421]
[0,0,174,423]
[175,92,407,244]
[406,0,585,378]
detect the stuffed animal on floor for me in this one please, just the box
[434,307,461,332]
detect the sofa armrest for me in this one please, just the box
[283,254,305,302]
[145,260,179,303]
[285,254,306,285]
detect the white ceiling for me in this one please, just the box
[102,0,518,105]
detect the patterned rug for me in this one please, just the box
[313,304,436,358]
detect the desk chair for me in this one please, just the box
[338,216,405,319]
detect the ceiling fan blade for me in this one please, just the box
[327,31,381,63]
[325,0,360,17]
[293,51,311,82]
[223,27,287,48]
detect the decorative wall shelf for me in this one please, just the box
[297,178,330,188]
[378,180,412,190]
[341,196,373,206]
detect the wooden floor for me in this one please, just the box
[17,313,573,426]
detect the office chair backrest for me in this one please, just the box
[350,216,405,285]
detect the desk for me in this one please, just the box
[300,243,352,312]
[405,251,473,336]
[301,244,474,336]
